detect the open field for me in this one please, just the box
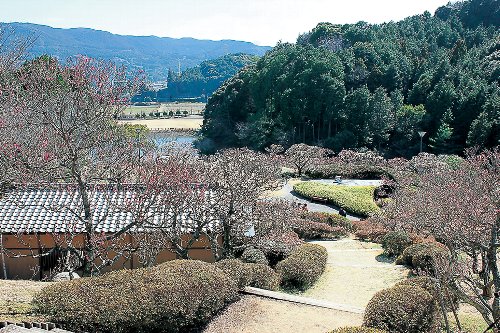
[118,115,203,130]
[121,102,205,118]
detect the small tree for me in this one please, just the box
[284,143,327,177]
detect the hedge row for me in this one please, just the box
[293,182,380,217]
[33,260,238,333]
[214,259,280,291]
[292,218,348,239]
[306,164,394,180]
[276,243,328,290]
[300,211,354,231]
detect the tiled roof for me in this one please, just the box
[0,187,140,233]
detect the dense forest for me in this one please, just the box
[133,53,259,102]
[200,0,499,157]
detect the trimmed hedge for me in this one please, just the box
[241,247,269,265]
[300,211,354,231]
[276,243,328,290]
[254,231,303,266]
[398,242,449,273]
[329,328,387,333]
[381,231,412,257]
[292,218,348,240]
[396,276,459,311]
[33,260,238,333]
[293,182,380,217]
[214,259,280,290]
[352,220,388,242]
[364,285,440,333]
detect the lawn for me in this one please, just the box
[293,182,380,217]
[118,116,203,130]
[0,280,50,322]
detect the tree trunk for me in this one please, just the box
[488,219,500,330]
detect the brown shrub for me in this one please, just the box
[276,243,328,290]
[292,218,348,239]
[214,259,280,290]
[33,260,238,333]
[364,285,440,333]
[328,328,387,333]
[352,220,388,242]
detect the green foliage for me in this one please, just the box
[33,260,238,333]
[214,259,280,290]
[328,328,387,333]
[201,1,500,156]
[293,182,380,217]
[381,231,413,257]
[276,243,328,290]
[364,285,440,333]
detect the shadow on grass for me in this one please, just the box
[375,253,396,264]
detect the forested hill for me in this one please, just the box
[134,53,259,102]
[201,0,500,157]
[1,22,270,81]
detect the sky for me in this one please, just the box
[0,0,452,46]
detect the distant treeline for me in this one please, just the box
[200,0,499,157]
[133,53,259,103]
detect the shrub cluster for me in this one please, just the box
[306,164,393,181]
[352,220,388,242]
[33,260,238,333]
[381,231,413,257]
[293,182,380,217]
[241,247,269,265]
[253,231,303,266]
[214,259,280,291]
[328,328,387,333]
[364,285,440,333]
[292,218,348,239]
[300,211,354,231]
[276,243,328,290]
[398,242,449,273]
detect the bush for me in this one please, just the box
[399,242,449,273]
[306,164,394,180]
[293,182,380,217]
[241,247,268,265]
[276,243,328,290]
[352,220,388,242]
[396,276,459,311]
[328,327,387,333]
[253,231,303,267]
[364,285,440,333]
[300,211,354,231]
[214,259,280,290]
[381,231,412,257]
[292,218,348,239]
[33,260,238,333]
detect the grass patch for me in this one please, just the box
[293,182,380,217]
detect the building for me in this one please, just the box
[0,186,216,280]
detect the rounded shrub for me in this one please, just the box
[33,260,238,333]
[396,276,459,311]
[381,231,412,257]
[214,259,280,290]
[328,327,387,333]
[254,231,303,266]
[400,242,449,273]
[241,247,269,265]
[364,285,440,333]
[276,243,328,290]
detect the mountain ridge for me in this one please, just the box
[1,22,271,80]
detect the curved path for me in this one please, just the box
[269,178,382,221]
[204,238,408,333]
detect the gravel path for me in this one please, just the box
[203,238,408,332]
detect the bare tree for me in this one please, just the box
[284,143,327,177]
[379,150,499,328]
